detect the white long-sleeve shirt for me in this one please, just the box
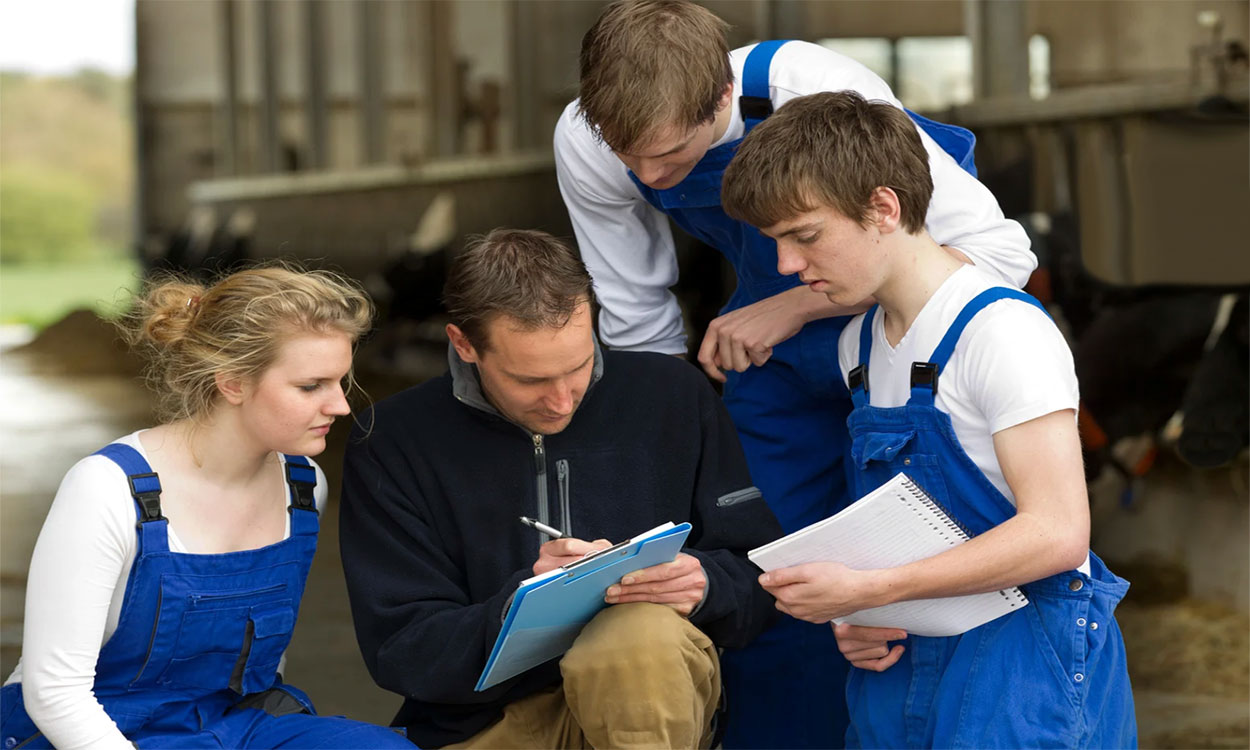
[554,40,1036,355]
[4,431,328,750]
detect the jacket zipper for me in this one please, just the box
[190,582,286,605]
[557,459,571,537]
[533,434,550,528]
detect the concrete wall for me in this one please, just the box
[1091,457,1250,612]
[135,0,1250,243]
[137,0,1250,142]
[1031,0,1249,87]
[510,1,605,148]
[185,154,571,279]
[781,0,964,39]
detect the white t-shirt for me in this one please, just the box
[554,40,1037,354]
[4,431,328,750]
[837,265,1079,503]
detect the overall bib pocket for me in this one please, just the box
[236,605,297,695]
[152,583,292,692]
[851,428,953,507]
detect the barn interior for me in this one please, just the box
[1,1,1247,747]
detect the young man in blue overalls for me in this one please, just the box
[724,90,1137,749]
[555,1,1037,746]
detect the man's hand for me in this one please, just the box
[758,562,883,623]
[833,623,907,671]
[697,286,870,382]
[604,552,707,617]
[532,537,612,577]
[697,287,815,382]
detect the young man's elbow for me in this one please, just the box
[1057,546,1089,574]
[1048,530,1091,574]
[1023,511,1089,575]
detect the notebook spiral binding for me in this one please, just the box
[899,475,974,541]
[996,586,1030,607]
[899,474,1030,609]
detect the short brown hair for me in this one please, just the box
[722,91,933,233]
[121,263,374,422]
[578,0,733,153]
[443,229,595,351]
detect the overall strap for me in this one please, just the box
[283,455,319,537]
[908,287,1050,407]
[905,108,979,178]
[740,40,789,132]
[848,305,880,409]
[93,442,170,553]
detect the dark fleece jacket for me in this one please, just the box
[339,344,783,747]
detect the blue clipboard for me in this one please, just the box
[475,521,693,691]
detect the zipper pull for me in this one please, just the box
[557,459,571,538]
[533,434,545,474]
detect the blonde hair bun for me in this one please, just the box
[120,262,374,423]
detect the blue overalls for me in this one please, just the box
[842,288,1137,749]
[627,39,981,749]
[0,443,413,749]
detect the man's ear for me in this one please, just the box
[868,187,902,233]
[716,82,734,113]
[446,323,480,364]
[215,371,248,406]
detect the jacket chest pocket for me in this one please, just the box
[151,584,295,696]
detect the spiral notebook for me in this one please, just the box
[748,473,1028,637]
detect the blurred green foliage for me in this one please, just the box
[0,69,132,265]
[0,166,97,263]
[0,256,141,327]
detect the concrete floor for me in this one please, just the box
[1,318,1247,747]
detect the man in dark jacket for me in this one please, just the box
[340,228,783,749]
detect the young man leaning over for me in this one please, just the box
[555,3,1035,744]
[722,91,1137,749]
[338,229,782,749]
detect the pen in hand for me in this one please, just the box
[519,516,565,539]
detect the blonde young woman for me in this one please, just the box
[1,267,414,749]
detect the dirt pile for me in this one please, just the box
[9,309,141,377]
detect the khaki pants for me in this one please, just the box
[446,603,721,749]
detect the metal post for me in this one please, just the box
[304,0,328,169]
[509,0,537,150]
[889,37,901,95]
[965,0,1030,100]
[256,0,280,172]
[358,0,385,164]
[133,0,150,255]
[219,0,238,176]
[426,0,458,157]
[753,0,773,46]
